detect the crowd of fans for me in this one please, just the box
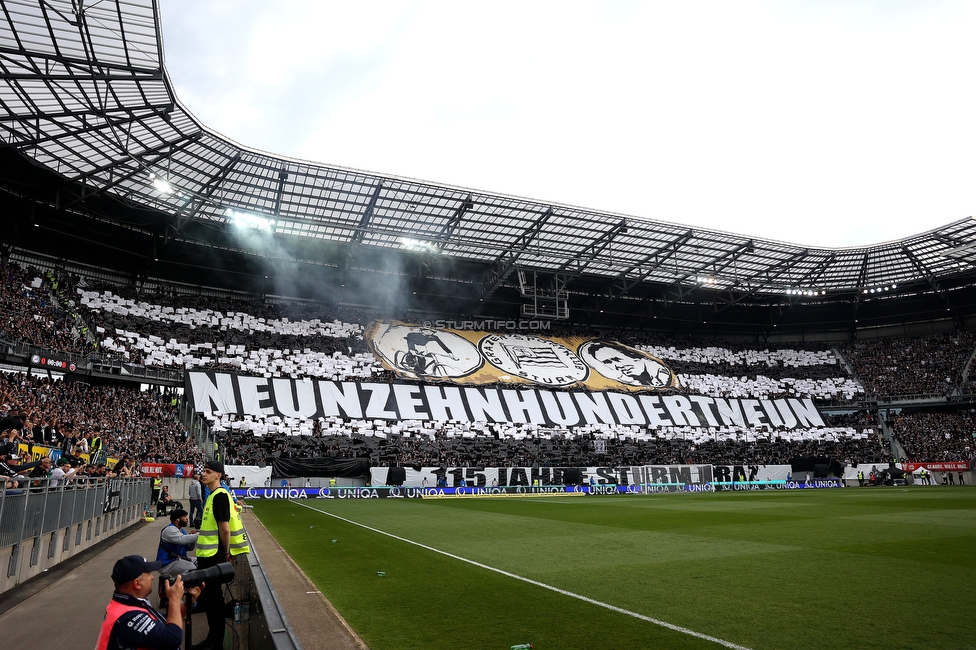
[890,409,975,462]
[0,264,92,355]
[842,332,975,398]
[0,371,205,486]
[219,414,889,468]
[0,260,971,473]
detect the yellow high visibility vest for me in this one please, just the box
[197,487,249,557]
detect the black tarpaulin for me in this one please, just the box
[271,457,370,479]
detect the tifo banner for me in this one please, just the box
[901,461,970,472]
[230,463,846,499]
[186,371,826,429]
[365,321,679,392]
[367,464,815,488]
[140,463,195,478]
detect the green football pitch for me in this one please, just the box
[251,488,975,650]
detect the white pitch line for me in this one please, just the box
[290,500,752,650]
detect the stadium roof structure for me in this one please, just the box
[3,0,976,338]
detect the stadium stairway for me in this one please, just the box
[0,511,365,650]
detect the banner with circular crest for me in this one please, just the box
[365,320,679,393]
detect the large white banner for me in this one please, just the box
[187,371,826,430]
[366,464,847,488]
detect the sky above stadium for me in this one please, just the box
[159,1,976,248]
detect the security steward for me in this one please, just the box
[96,555,201,650]
[194,460,250,650]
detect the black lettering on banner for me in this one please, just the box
[596,467,617,484]
[538,391,581,426]
[760,399,783,428]
[465,468,487,487]
[662,395,699,426]
[638,395,673,427]
[773,398,798,428]
[466,387,508,423]
[573,392,616,425]
[788,398,825,427]
[393,384,429,419]
[669,466,692,484]
[362,383,397,419]
[319,381,363,418]
[273,377,318,418]
[740,399,766,428]
[448,468,464,487]
[185,372,828,433]
[689,395,719,427]
[650,466,669,483]
[502,389,544,424]
[713,466,732,482]
[424,385,469,421]
[606,392,644,425]
[509,468,529,486]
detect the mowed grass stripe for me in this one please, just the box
[252,489,976,649]
[254,499,729,649]
[292,498,753,650]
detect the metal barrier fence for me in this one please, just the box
[211,533,303,650]
[0,477,151,593]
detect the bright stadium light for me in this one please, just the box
[226,208,275,231]
[401,238,437,252]
[149,173,174,195]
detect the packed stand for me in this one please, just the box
[890,409,975,462]
[217,414,888,468]
[1,264,971,468]
[841,332,976,398]
[78,285,380,379]
[0,262,93,355]
[639,342,863,400]
[0,372,205,484]
[72,284,863,401]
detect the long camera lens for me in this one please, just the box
[179,561,235,588]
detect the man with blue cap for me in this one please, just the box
[96,555,201,650]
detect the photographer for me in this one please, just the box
[96,555,201,650]
[194,460,250,650]
[157,509,198,585]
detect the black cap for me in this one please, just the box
[169,508,188,521]
[204,460,224,475]
[111,555,163,585]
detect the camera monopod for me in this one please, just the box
[175,562,235,650]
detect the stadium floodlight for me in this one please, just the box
[149,173,174,195]
[226,208,275,231]
[401,238,437,252]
